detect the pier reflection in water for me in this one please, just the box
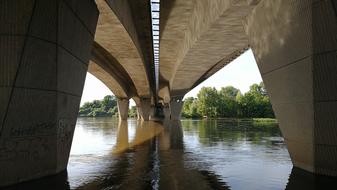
[3,118,337,190]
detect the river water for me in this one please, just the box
[4,118,337,190]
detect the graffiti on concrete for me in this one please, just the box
[9,122,55,137]
[0,137,52,162]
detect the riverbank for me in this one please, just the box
[182,117,277,122]
[252,118,277,123]
[78,116,277,123]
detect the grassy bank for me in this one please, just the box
[252,118,277,123]
[183,117,277,123]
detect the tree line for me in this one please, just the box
[79,95,118,117]
[182,82,275,118]
[79,95,138,117]
[79,82,274,119]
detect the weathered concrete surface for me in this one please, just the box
[138,98,152,121]
[94,0,154,98]
[0,0,98,186]
[117,98,129,120]
[159,0,260,98]
[170,97,184,121]
[246,0,337,176]
[136,106,141,120]
[163,104,171,120]
[89,42,138,99]
[88,60,128,98]
[105,0,157,98]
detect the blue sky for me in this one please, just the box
[80,49,262,106]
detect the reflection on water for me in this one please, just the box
[113,121,163,154]
[3,118,337,190]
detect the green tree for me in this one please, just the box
[79,102,94,116]
[237,83,274,118]
[182,97,201,118]
[218,86,240,117]
[217,95,238,117]
[182,83,274,119]
[189,99,201,118]
[78,95,120,117]
[197,87,219,118]
[219,86,239,100]
[101,95,117,112]
[182,97,194,116]
[128,106,138,118]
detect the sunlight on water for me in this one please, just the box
[112,121,164,154]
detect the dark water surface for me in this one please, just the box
[3,118,337,190]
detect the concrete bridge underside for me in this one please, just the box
[0,0,337,187]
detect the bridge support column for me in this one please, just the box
[117,98,129,120]
[163,104,171,120]
[170,97,184,121]
[149,105,156,120]
[138,98,151,121]
[0,0,98,186]
[136,106,141,120]
[246,0,337,176]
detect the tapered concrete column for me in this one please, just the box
[117,98,129,120]
[149,105,156,120]
[246,0,337,176]
[170,97,184,121]
[0,0,98,186]
[136,106,141,120]
[138,98,151,121]
[163,104,171,120]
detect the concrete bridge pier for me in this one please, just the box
[246,0,337,176]
[117,98,129,120]
[0,0,98,186]
[149,105,156,120]
[170,97,184,121]
[163,104,171,120]
[138,98,152,121]
[136,106,141,120]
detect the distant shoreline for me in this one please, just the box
[77,116,277,122]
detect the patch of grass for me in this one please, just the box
[252,118,277,123]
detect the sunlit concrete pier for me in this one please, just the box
[1,0,337,186]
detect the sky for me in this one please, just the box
[184,49,262,97]
[80,49,263,106]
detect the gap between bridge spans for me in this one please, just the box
[151,0,160,93]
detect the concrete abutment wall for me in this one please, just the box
[0,0,98,186]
